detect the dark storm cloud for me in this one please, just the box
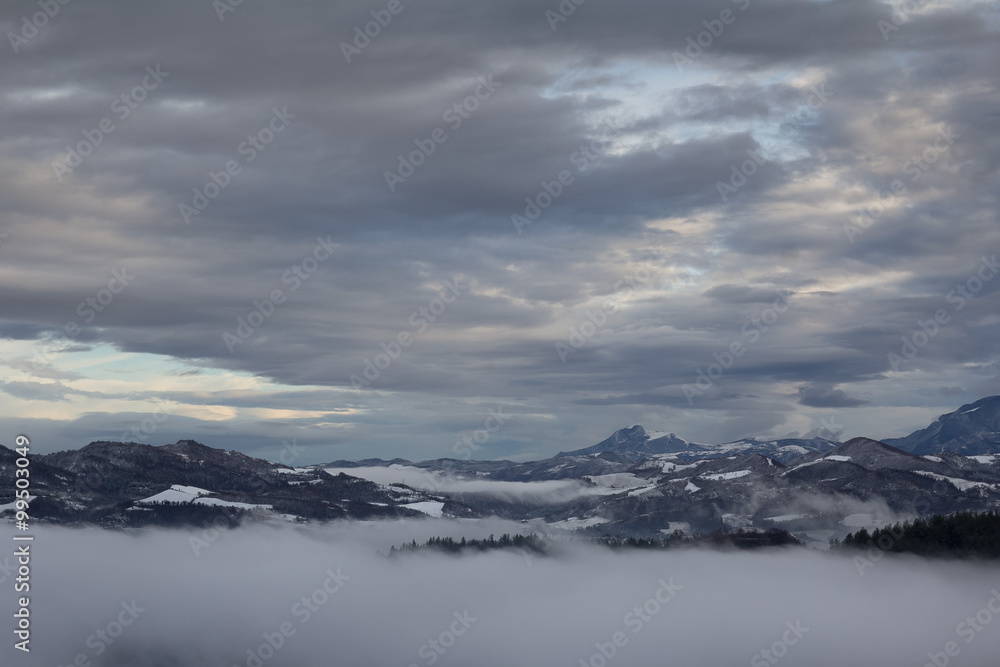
[0,0,999,456]
[797,382,870,408]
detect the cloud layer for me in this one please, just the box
[0,0,999,460]
[2,522,999,665]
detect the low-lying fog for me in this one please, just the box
[324,465,603,502]
[3,519,999,666]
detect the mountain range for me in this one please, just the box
[884,395,1000,455]
[3,396,1000,545]
[555,425,839,463]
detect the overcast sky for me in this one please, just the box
[1,0,998,462]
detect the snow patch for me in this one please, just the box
[699,470,751,481]
[663,522,690,535]
[721,513,753,528]
[842,513,874,527]
[547,516,610,529]
[660,461,699,474]
[403,501,445,518]
[783,459,823,474]
[137,485,212,505]
[0,495,34,512]
[914,471,997,492]
[584,473,649,490]
[824,455,852,462]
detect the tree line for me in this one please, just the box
[834,511,1000,558]
[387,533,548,557]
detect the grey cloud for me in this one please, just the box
[0,380,74,401]
[797,382,869,408]
[0,0,997,457]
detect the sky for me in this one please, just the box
[1,0,999,463]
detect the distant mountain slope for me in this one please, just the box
[556,425,837,463]
[556,426,697,460]
[885,395,1000,455]
[1,440,455,527]
[4,395,1000,540]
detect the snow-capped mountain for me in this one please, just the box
[4,396,1000,542]
[556,425,838,463]
[556,426,698,460]
[884,395,1000,455]
[1,440,467,528]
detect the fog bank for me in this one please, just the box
[2,521,998,666]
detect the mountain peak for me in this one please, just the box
[557,425,693,460]
[884,394,1000,455]
[824,437,918,470]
